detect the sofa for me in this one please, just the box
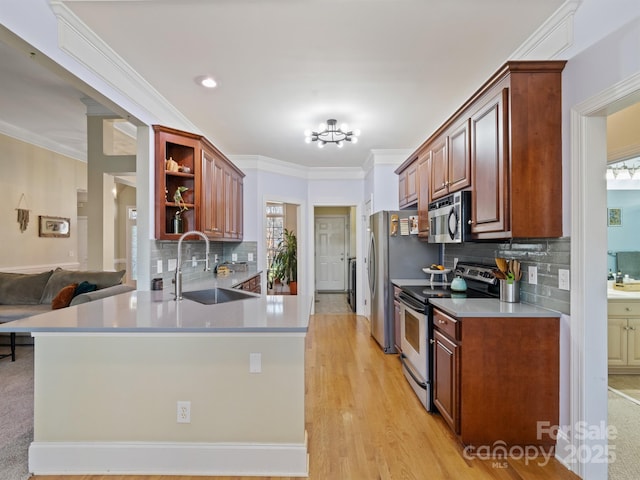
[0,268,135,361]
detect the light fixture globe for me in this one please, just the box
[304,118,360,147]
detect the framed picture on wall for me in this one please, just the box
[608,207,622,227]
[39,216,70,237]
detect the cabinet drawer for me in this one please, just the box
[433,309,459,341]
[608,302,640,317]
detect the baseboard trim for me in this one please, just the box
[29,439,309,477]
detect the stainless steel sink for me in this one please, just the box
[182,287,257,305]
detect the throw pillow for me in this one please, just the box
[51,283,78,310]
[74,281,98,297]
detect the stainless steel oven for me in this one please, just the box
[398,292,432,411]
[397,262,500,412]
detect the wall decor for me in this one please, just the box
[608,207,622,227]
[39,216,70,238]
[16,193,30,233]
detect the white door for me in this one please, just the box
[315,216,347,291]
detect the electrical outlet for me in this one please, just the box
[559,269,570,290]
[168,258,177,271]
[528,266,538,285]
[177,401,191,423]
[250,353,262,373]
[156,260,163,274]
[248,253,254,262]
[232,253,238,261]
[214,254,219,263]
[191,255,197,267]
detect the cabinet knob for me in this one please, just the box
[430,339,435,344]
[467,220,473,225]
[625,307,631,311]
[438,319,446,324]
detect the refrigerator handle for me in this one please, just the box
[368,232,376,295]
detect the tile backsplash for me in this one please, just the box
[445,237,570,314]
[150,240,258,287]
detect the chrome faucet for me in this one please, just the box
[175,230,210,300]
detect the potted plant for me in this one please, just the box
[173,186,189,233]
[271,228,297,295]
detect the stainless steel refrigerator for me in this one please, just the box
[367,210,441,353]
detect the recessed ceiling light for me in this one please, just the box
[196,75,217,88]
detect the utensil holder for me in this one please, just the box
[500,280,520,303]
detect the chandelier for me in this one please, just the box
[304,119,360,148]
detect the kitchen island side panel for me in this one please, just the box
[33,333,306,444]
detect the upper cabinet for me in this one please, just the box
[396,60,566,240]
[154,125,244,241]
[398,160,418,208]
[430,119,471,202]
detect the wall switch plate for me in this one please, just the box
[248,253,254,262]
[528,266,538,285]
[214,254,219,263]
[191,255,197,267]
[232,253,238,261]
[168,258,177,271]
[177,401,191,423]
[157,260,163,274]
[559,269,570,290]
[249,353,262,373]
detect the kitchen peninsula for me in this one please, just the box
[0,273,312,477]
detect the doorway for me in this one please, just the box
[572,74,640,480]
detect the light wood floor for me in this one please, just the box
[32,312,579,480]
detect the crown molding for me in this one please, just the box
[230,155,366,180]
[0,119,86,161]
[510,0,580,60]
[49,1,200,134]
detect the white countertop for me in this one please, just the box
[0,269,312,334]
[608,288,640,300]
[392,278,449,287]
[429,298,561,318]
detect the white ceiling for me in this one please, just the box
[0,0,567,169]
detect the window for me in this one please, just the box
[266,202,284,269]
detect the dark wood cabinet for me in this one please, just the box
[154,125,244,241]
[430,120,471,202]
[470,87,509,236]
[395,60,566,240]
[469,62,565,239]
[398,161,418,208]
[154,126,200,240]
[429,137,448,200]
[432,307,559,447]
[416,152,430,239]
[233,273,261,294]
[433,327,460,433]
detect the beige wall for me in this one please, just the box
[0,133,87,270]
[607,102,640,162]
[33,334,305,443]
[115,184,136,263]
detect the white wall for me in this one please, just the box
[0,133,87,271]
[558,2,640,478]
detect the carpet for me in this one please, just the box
[0,346,34,480]
[608,389,640,479]
[609,375,640,405]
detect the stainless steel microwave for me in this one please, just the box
[427,191,471,243]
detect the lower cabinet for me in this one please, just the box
[233,273,261,294]
[432,308,559,446]
[608,300,640,372]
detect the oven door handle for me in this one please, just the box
[399,353,427,390]
[398,292,426,312]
